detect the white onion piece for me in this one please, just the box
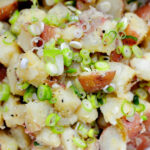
[66,81,72,88]
[28,22,44,36]
[60,42,70,50]
[69,41,82,49]
[74,28,83,38]
[20,58,28,69]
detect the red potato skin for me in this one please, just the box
[110,50,123,62]
[0,0,18,21]
[78,71,116,93]
[122,25,139,46]
[135,2,150,23]
[40,25,56,42]
[0,64,6,81]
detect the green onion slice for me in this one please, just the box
[87,95,99,108]
[2,32,16,45]
[77,123,88,138]
[124,35,138,41]
[0,83,10,102]
[132,45,143,58]
[73,137,87,148]
[82,99,93,112]
[102,30,117,45]
[73,52,82,63]
[140,115,148,121]
[37,84,52,101]
[121,45,132,58]
[45,113,60,127]
[9,10,19,25]
[95,61,109,71]
[66,68,77,73]
[135,103,146,113]
[121,100,135,117]
[51,126,64,134]
[133,95,139,105]
[135,88,148,99]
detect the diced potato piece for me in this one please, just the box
[3,96,26,127]
[43,0,56,7]
[32,146,51,150]
[61,25,80,41]
[87,140,100,150]
[99,126,127,150]
[130,53,150,81]
[96,0,124,18]
[7,53,24,96]
[61,128,77,150]
[15,8,46,27]
[109,62,135,100]
[17,25,33,52]
[0,0,18,21]
[0,131,18,150]
[10,126,31,150]
[16,52,49,87]
[78,71,115,93]
[124,13,148,44]
[54,87,81,117]
[0,35,20,67]
[76,106,98,123]
[35,127,61,148]
[100,97,123,125]
[25,101,53,132]
[48,3,71,22]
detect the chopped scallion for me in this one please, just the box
[132,45,143,58]
[9,10,19,25]
[0,83,10,102]
[73,137,87,148]
[95,61,109,71]
[82,99,93,112]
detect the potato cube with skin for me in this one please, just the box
[61,128,77,150]
[35,127,61,148]
[25,101,53,132]
[10,126,31,150]
[16,52,49,87]
[130,53,150,81]
[109,62,135,101]
[0,131,18,150]
[0,35,20,67]
[124,13,148,45]
[3,96,26,128]
[7,53,24,96]
[76,106,98,123]
[54,87,81,117]
[0,0,18,21]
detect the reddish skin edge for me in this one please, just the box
[135,2,150,23]
[0,64,6,81]
[122,25,139,46]
[40,25,56,42]
[110,50,123,62]
[0,1,18,21]
[78,71,116,93]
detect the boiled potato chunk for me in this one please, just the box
[0,35,20,67]
[124,13,148,44]
[54,87,81,117]
[110,62,135,101]
[61,128,77,150]
[7,53,24,96]
[0,131,18,150]
[35,127,61,148]
[99,126,126,150]
[16,52,49,87]
[76,106,98,123]
[25,101,53,132]
[3,96,26,127]
[100,97,123,125]
[10,126,31,150]
[130,53,150,81]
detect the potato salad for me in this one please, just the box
[0,0,150,149]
